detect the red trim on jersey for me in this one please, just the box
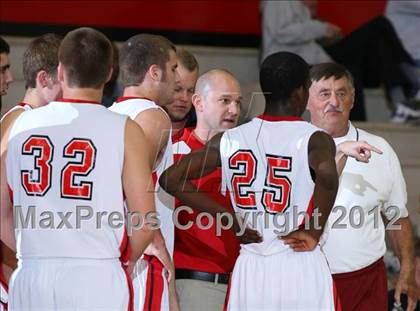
[257,115,304,122]
[223,272,233,311]
[116,96,153,103]
[0,268,8,292]
[151,172,158,187]
[119,224,133,311]
[17,102,33,108]
[143,255,165,311]
[55,98,101,105]
[300,192,314,228]
[7,184,13,203]
[3,102,30,116]
[122,266,134,311]
[119,227,130,265]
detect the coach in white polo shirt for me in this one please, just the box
[307,62,418,311]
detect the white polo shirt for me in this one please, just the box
[321,122,408,274]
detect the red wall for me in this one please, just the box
[1,0,386,36]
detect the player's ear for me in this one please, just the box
[192,93,203,112]
[350,87,355,110]
[57,62,65,83]
[149,64,162,82]
[36,70,49,89]
[291,86,305,105]
[105,68,113,84]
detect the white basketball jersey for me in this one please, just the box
[1,102,32,122]
[220,116,320,255]
[109,98,175,255]
[6,99,128,259]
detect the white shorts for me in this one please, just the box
[9,258,131,311]
[225,247,337,311]
[133,255,169,311]
[0,269,8,311]
[0,283,7,311]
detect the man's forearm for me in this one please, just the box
[388,217,415,271]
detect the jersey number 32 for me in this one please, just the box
[21,135,96,200]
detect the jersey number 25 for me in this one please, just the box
[229,150,292,214]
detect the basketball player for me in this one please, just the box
[0,27,155,310]
[0,33,62,311]
[0,36,13,99]
[0,35,13,311]
[172,69,241,311]
[109,34,179,311]
[160,52,382,310]
[164,48,199,140]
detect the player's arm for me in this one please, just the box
[160,133,262,243]
[0,109,24,253]
[282,131,338,251]
[387,217,418,308]
[0,109,24,142]
[160,133,225,213]
[335,140,383,175]
[123,119,156,265]
[134,109,171,169]
[0,151,15,252]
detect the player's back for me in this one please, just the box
[220,115,320,256]
[110,97,175,254]
[6,99,128,259]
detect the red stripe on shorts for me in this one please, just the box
[122,265,134,311]
[143,255,165,311]
[119,224,133,311]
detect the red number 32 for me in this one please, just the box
[21,135,96,200]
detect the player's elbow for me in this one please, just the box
[314,164,339,192]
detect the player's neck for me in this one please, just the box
[62,87,103,103]
[172,119,187,135]
[123,85,158,103]
[22,89,46,109]
[193,122,219,143]
[263,104,300,118]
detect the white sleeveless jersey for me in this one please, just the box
[220,116,320,256]
[6,99,128,259]
[109,98,175,255]
[1,102,32,122]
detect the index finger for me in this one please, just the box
[360,141,383,154]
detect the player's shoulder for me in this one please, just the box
[224,118,257,136]
[135,106,170,128]
[1,106,25,125]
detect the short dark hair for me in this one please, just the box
[0,36,10,54]
[59,27,113,88]
[260,52,309,104]
[23,33,62,89]
[119,34,176,88]
[309,62,354,88]
[177,48,198,72]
